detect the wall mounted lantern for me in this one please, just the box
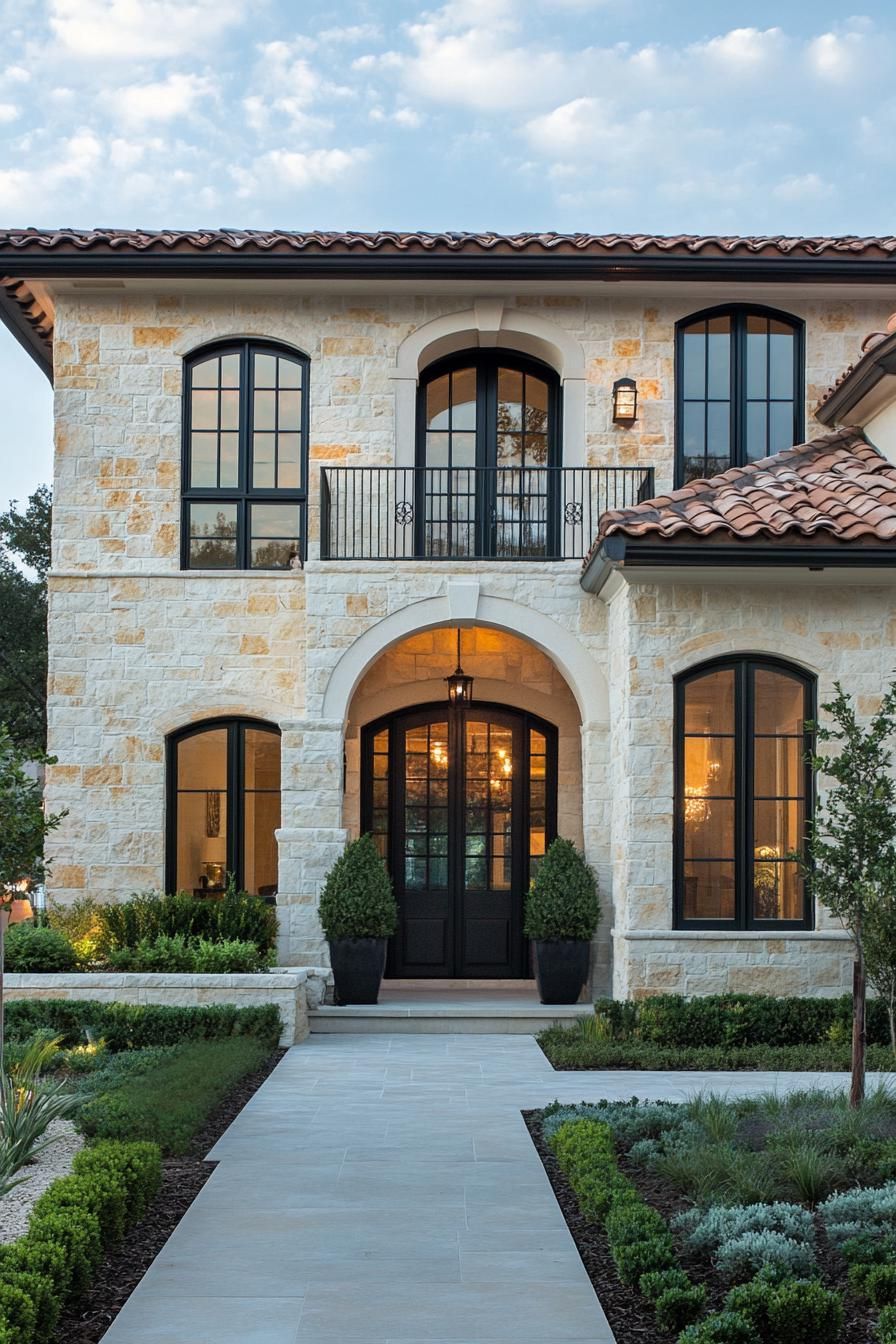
[445,628,474,705]
[612,377,638,424]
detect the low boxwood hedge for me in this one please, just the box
[0,1140,161,1342]
[5,999,281,1051]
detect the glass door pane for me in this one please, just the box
[175,727,228,893]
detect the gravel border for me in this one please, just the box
[0,1119,84,1244]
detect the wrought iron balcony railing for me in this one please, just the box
[319,465,655,562]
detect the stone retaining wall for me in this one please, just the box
[4,967,332,1046]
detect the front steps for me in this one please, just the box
[309,982,591,1034]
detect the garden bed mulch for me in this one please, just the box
[52,1047,286,1344]
[524,1110,879,1344]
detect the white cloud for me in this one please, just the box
[49,0,244,60]
[0,102,19,122]
[105,72,216,128]
[772,171,830,202]
[807,31,865,81]
[692,26,783,71]
[2,66,30,84]
[109,137,144,169]
[369,104,422,128]
[236,146,368,196]
[319,24,381,45]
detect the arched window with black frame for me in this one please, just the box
[416,351,560,558]
[675,306,804,487]
[166,718,281,897]
[182,340,309,569]
[674,657,814,929]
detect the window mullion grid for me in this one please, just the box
[702,320,709,478]
[733,312,745,470]
[737,661,751,929]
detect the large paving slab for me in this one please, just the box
[100,1035,869,1344]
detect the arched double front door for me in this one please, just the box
[362,703,557,978]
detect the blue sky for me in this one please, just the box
[2,0,895,508]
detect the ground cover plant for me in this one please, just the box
[534,1087,896,1343]
[0,1000,285,1340]
[538,992,896,1071]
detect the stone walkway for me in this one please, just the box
[100,1035,863,1344]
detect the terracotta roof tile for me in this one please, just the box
[593,429,896,552]
[3,228,896,259]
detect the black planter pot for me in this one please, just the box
[534,939,590,1005]
[328,937,388,1005]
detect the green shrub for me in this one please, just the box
[0,1140,162,1340]
[5,999,281,1051]
[192,938,270,973]
[96,885,278,954]
[523,837,599,941]
[106,934,269,974]
[4,924,79,973]
[107,933,195,972]
[764,1278,843,1344]
[318,834,397,939]
[678,1311,760,1344]
[76,1036,269,1154]
[640,1268,691,1302]
[548,1118,633,1221]
[877,1305,896,1343]
[857,1265,896,1307]
[542,1098,681,1146]
[656,1284,708,1333]
[613,1235,675,1286]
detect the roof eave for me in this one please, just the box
[7,252,896,284]
[0,284,53,381]
[599,539,896,569]
[816,333,896,426]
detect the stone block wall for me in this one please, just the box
[606,576,895,998]
[43,285,889,991]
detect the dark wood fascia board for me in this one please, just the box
[815,333,896,426]
[0,287,52,381]
[6,253,896,284]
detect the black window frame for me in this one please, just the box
[674,304,805,488]
[673,656,815,931]
[415,349,562,558]
[181,338,310,570]
[165,716,281,895]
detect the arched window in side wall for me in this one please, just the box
[182,340,309,569]
[166,719,281,896]
[675,306,804,487]
[674,657,814,929]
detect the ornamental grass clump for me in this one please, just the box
[318,834,397,940]
[523,837,599,941]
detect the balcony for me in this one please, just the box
[319,466,655,562]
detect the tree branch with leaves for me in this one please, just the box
[798,680,896,1106]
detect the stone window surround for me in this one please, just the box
[390,302,587,470]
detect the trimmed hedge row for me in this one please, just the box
[538,1034,896,1073]
[5,1000,282,1052]
[593,994,891,1049]
[548,1117,705,1334]
[0,1140,161,1342]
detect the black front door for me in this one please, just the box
[362,703,557,978]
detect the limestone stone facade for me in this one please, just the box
[39,277,896,997]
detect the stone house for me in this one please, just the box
[2,228,896,999]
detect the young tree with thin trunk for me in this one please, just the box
[799,681,896,1107]
[863,852,896,1054]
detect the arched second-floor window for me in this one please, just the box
[676,306,804,486]
[182,340,309,569]
[166,718,281,897]
[417,351,560,558]
[675,657,814,929]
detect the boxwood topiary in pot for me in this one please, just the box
[318,834,397,1005]
[524,837,600,1004]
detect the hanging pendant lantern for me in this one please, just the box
[445,628,474,705]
